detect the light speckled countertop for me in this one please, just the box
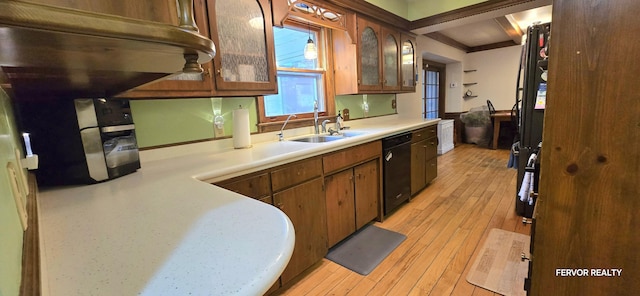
[37,116,439,296]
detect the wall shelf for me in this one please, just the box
[463,69,477,98]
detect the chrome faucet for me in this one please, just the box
[278,114,297,141]
[328,112,343,135]
[321,119,330,133]
[313,100,319,134]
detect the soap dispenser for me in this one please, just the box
[336,111,343,131]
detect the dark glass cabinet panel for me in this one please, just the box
[401,36,416,91]
[382,28,400,91]
[360,26,380,87]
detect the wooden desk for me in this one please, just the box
[491,111,512,149]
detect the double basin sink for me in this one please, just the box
[289,131,368,143]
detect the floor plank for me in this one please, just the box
[273,144,528,296]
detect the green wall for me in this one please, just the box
[0,88,25,296]
[408,0,487,20]
[131,95,395,148]
[365,0,408,19]
[335,94,397,120]
[366,0,487,21]
[130,97,256,148]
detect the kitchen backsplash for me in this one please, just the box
[130,97,256,148]
[131,95,396,149]
[335,94,397,119]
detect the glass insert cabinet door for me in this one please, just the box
[382,31,399,90]
[358,20,380,89]
[208,0,277,93]
[401,38,416,90]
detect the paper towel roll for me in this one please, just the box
[232,108,252,149]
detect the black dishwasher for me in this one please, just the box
[382,132,412,215]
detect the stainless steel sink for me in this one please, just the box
[288,131,369,143]
[289,135,345,143]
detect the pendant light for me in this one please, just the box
[304,23,318,60]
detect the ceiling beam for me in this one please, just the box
[424,32,471,52]
[468,40,520,52]
[495,15,524,44]
[409,0,541,30]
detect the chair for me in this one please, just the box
[486,99,496,115]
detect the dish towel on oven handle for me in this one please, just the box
[518,152,538,204]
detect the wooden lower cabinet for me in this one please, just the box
[325,169,356,247]
[212,143,383,290]
[213,171,271,201]
[410,126,438,195]
[325,159,380,247]
[274,177,328,284]
[354,160,379,229]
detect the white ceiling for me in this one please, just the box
[407,1,553,50]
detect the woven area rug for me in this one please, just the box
[326,224,406,275]
[466,228,530,296]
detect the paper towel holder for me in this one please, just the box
[232,106,252,149]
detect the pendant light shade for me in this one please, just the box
[304,37,317,60]
[304,23,317,60]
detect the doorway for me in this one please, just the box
[422,60,446,119]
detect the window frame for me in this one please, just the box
[257,21,335,132]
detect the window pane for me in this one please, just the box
[273,26,318,69]
[264,71,325,117]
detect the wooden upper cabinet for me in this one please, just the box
[117,0,215,98]
[400,34,417,92]
[357,17,382,92]
[333,16,407,95]
[381,27,401,91]
[29,0,180,25]
[118,0,278,98]
[1,1,215,98]
[207,0,278,96]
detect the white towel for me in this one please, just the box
[528,171,535,205]
[519,171,532,202]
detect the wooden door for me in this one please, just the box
[381,27,400,91]
[400,34,417,92]
[354,160,379,229]
[424,135,438,184]
[530,0,640,294]
[411,139,427,195]
[357,17,382,92]
[208,0,278,95]
[325,170,356,247]
[274,177,327,284]
[117,0,214,98]
[31,0,179,24]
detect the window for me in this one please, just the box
[259,24,329,126]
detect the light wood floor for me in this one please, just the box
[274,144,530,296]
